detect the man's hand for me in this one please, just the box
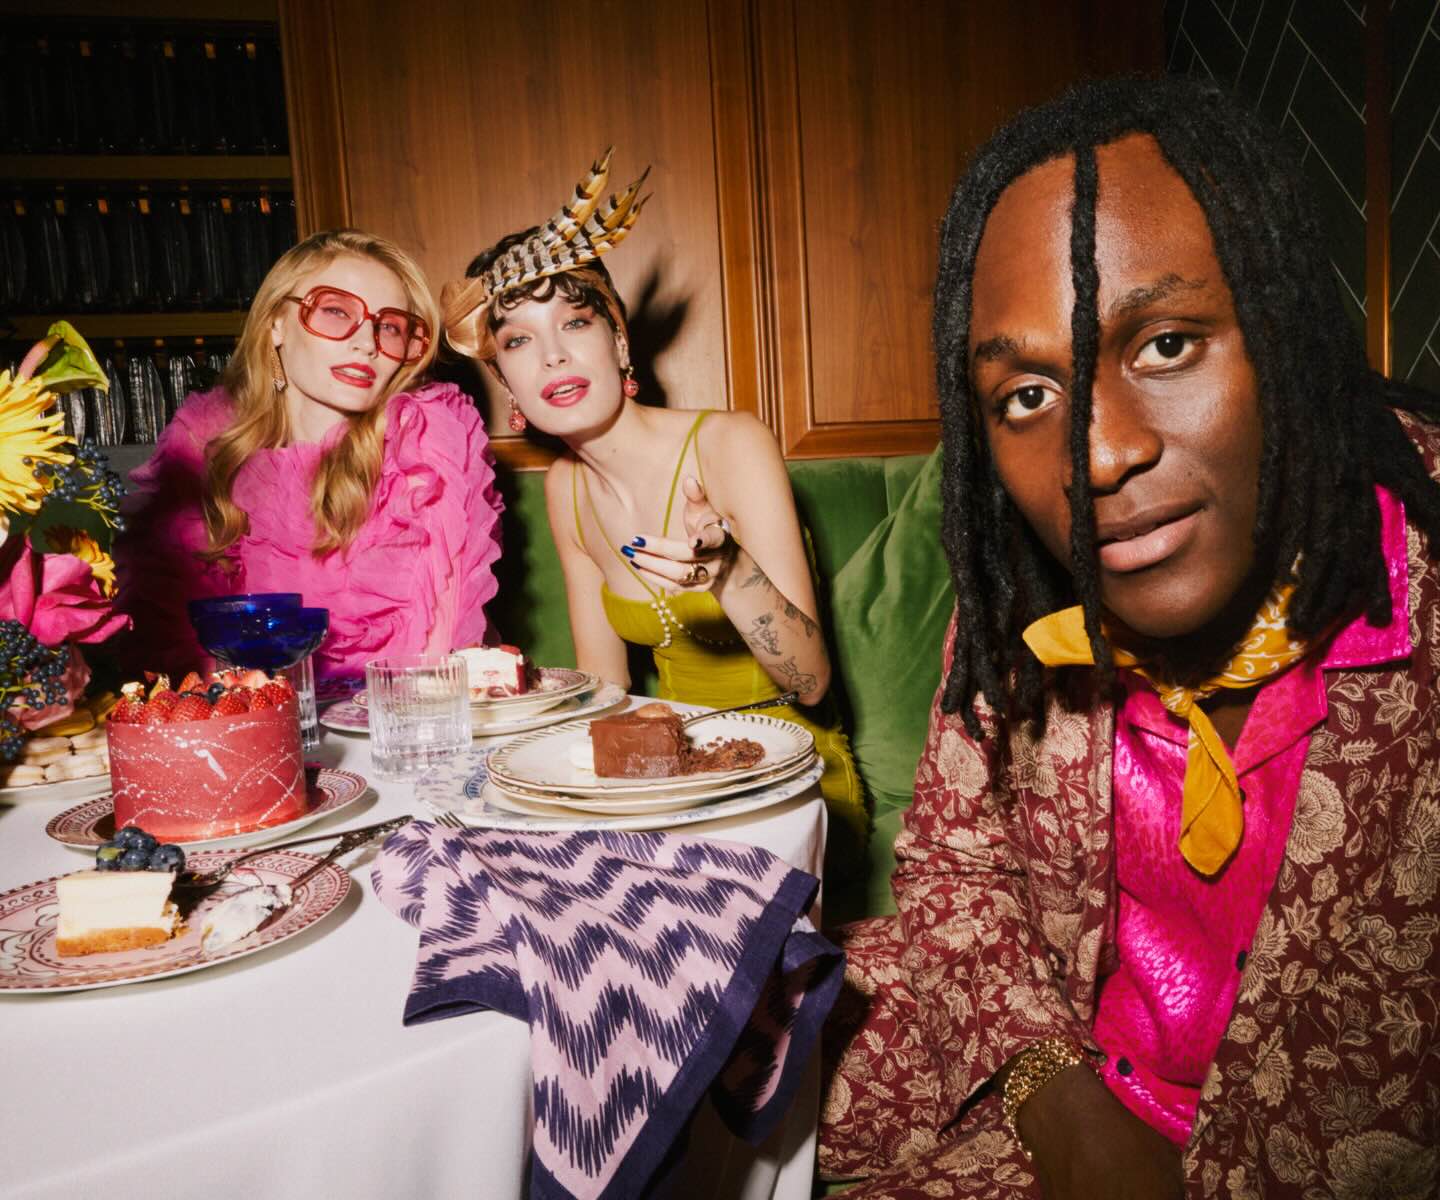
[1018,1065,1183,1200]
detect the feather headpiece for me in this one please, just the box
[443,148,649,355]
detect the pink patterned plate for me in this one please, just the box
[45,768,369,852]
[0,849,350,993]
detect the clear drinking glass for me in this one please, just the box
[365,654,469,779]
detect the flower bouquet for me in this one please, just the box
[1,322,130,762]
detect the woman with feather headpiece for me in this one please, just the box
[445,150,867,878]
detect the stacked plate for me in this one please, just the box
[322,670,625,738]
[416,708,823,831]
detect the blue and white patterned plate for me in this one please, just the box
[415,749,824,833]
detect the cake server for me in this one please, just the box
[175,814,413,897]
[188,814,414,950]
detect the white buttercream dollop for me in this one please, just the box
[200,883,292,953]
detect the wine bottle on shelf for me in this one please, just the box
[177,36,223,152]
[6,32,55,153]
[221,38,267,155]
[107,192,151,311]
[98,351,128,446]
[150,193,193,310]
[231,193,269,306]
[257,35,289,154]
[0,197,27,313]
[268,191,298,261]
[94,33,141,154]
[62,386,89,445]
[21,192,68,313]
[142,35,181,155]
[191,193,232,307]
[126,344,165,443]
[51,35,100,154]
[166,341,199,420]
[204,346,231,381]
[60,191,112,312]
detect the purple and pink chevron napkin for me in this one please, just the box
[371,822,842,1200]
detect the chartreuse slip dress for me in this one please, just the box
[571,411,867,874]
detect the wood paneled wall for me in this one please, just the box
[281,0,1163,466]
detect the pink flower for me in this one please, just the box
[0,535,130,647]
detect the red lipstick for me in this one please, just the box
[331,363,376,389]
[541,376,590,406]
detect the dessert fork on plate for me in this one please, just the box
[680,691,799,728]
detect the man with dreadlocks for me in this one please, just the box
[818,77,1440,1199]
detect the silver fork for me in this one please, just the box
[432,810,466,830]
[681,691,799,728]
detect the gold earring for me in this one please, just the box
[269,344,287,394]
[507,393,527,433]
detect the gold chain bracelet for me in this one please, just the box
[1001,1038,1088,1158]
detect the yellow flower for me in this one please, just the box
[0,369,72,516]
[43,526,116,595]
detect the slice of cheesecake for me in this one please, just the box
[55,870,181,956]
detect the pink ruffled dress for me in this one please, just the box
[113,382,503,692]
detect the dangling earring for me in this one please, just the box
[507,393,527,433]
[269,344,287,394]
[621,364,639,399]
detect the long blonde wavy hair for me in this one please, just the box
[203,229,440,560]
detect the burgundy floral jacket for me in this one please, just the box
[821,415,1440,1198]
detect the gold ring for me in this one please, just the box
[702,518,732,538]
[682,563,710,587]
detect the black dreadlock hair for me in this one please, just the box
[935,76,1440,737]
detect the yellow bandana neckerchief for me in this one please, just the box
[1022,588,1306,875]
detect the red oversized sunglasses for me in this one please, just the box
[285,285,431,364]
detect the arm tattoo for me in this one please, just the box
[778,657,819,697]
[738,561,818,638]
[781,598,818,638]
[747,612,783,656]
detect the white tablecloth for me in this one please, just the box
[0,710,827,1200]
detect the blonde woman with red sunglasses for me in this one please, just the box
[115,228,503,691]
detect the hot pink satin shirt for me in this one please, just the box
[1092,488,1412,1145]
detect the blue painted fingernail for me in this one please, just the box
[630,536,646,548]
[620,545,636,558]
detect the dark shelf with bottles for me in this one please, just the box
[1,155,291,182]
[4,311,245,340]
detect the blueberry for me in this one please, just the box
[95,846,123,870]
[118,848,151,871]
[115,826,147,850]
[149,844,186,872]
[132,831,158,856]
[206,682,225,702]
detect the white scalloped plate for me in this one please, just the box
[417,751,824,833]
[487,711,815,798]
[322,682,626,739]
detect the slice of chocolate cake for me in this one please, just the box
[590,703,689,778]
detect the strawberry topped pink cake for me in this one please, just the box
[107,671,307,841]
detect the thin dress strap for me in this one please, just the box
[661,411,711,536]
[569,457,589,555]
